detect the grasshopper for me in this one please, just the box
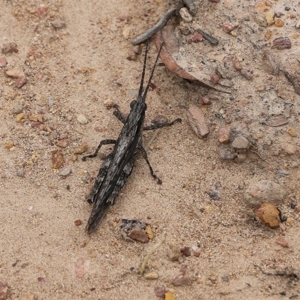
[83,42,181,234]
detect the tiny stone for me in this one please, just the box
[74,142,88,154]
[232,136,249,149]
[272,37,291,50]
[0,281,8,300]
[151,115,168,125]
[217,126,231,143]
[168,244,182,261]
[104,99,116,109]
[15,76,27,88]
[287,128,297,137]
[51,18,66,29]
[282,143,297,155]
[123,27,131,39]
[244,180,287,207]
[181,246,192,257]
[59,166,72,177]
[190,33,203,43]
[218,146,236,160]
[127,226,149,243]
[6,68,24,78]
[0,57,7,67]
[186,105,209,138]
[74,219,83,226]
[16,113,25,122]
[274,19,284,27]
[265,9,275,26]
[51,150,65,169]
[201,96,211,105]
[256,203,281,228]
[77,114,89,124]
[210,73,220,85]
[56,139,70,148]
[222,22,239,33]
[16,168,25,178]
[5,140,14,149]
[2,42,18,54]
[179,7,193,23]
[144,272,159,279]
[240,68,253,80]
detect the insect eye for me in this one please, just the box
[130,100,136,108]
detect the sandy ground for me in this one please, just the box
[1,0,300,299]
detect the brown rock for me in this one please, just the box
[127,225,149,243]
[0,282,8,300]
[56,139,70,148]
[272,37,291,50]
[186,105,209,138]
[217,126,231,143]
[0,57,7,67]
[276,237,289,248]
[74,142,88,154]
[51,150,65,169]
[15,76,27,88]
[256,203,281,228]
[5,68,24,78]
[51,18,66,29]
[181,246,192,257]
[2,42,18,54]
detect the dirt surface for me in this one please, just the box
[1,0,300,299]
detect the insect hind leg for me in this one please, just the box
[139,146,162,184]
[82,139,116,161]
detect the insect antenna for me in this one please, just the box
[142,42,164,101]
[138,40,150,98]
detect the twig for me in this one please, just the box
[131,8,177,45]
[139,234,166,275]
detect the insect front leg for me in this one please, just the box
[138,146,162,184]
[143,118,182,131]
[113,107,127,124]
[82,139,116,161]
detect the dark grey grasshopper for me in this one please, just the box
[83,43,181,234]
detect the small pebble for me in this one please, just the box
[181,246,192,257]
[240,68,253,80]
[0,57,7,67]
[58,166,72,177]
[217,126,231,143]
[2,42,18,54]
[210,73,221,85]
[272,37,291,50]
[15,76,27,88]
[222,22,239,33]
[74,142,88,154]
[256,203,281,228]
[51,150,65,169]
[282,143,297,155]
[232,136,249,149]
[186,105,209,138]
[5,140,14,149]
[77,114,89,124]
[51,18,66,29]
[218,146,236,160]
[265,9,275,26]
[0,282,8,300]
[144,272,159,280]
[276,237,289,248]
[179,7,193,23]
[188,33,203,43]
[16,168,25,178]
[6,68,24,78]
[274,19,284,27]
[165,292,176,300]
[287,128,297,137]
[56,139,70,148]
[244,180,287,207]
[104,99,116,109]
[145,225,154,239]
[154,286,167,298]
[201,96,211,105]
[16,113,25,123]
[127,225,149,243]
[167,244,182,262]
[74,219,83,226]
